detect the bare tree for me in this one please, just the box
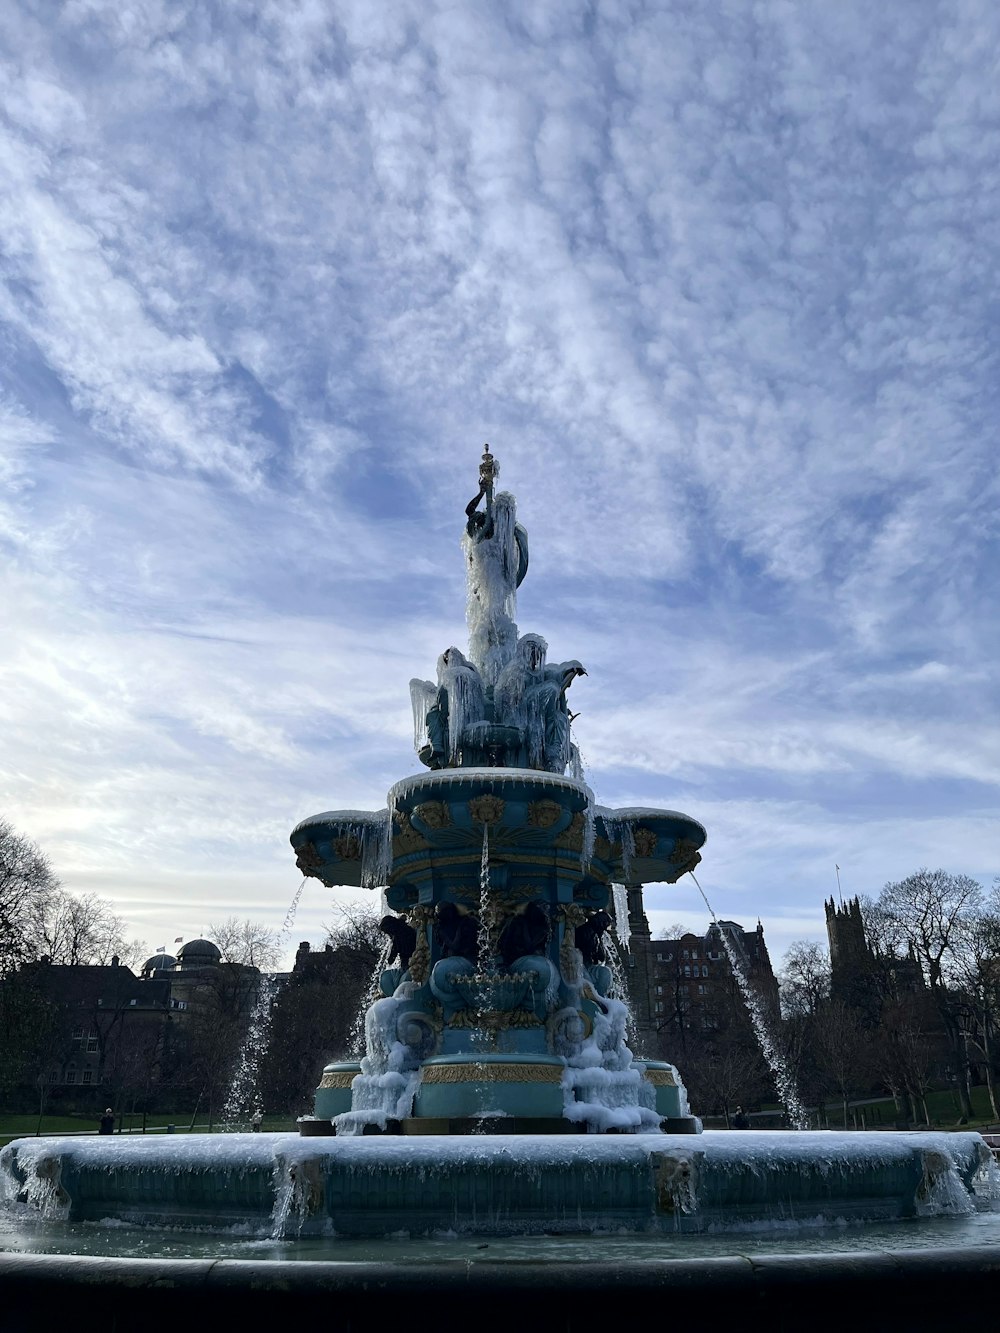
[950,894,1000,1120]
[209,917,281,971]
[778,941,831,1019]
[814,1000,870,1127]
[0,819,60,974]
[877,869,983,1118]
[30,890,142,967]
[323,903,385,962]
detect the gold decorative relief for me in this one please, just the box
[392,811,429,853]
[527,799,562,829]
[554,812,585,851]
[319,1070,358,1089]
[412,801,451,829]
[420,1061,562,1084]
[668,838,702,872]
[469,795,505,825]
[644,1068,678,1087]
[632,826,658,858]
[294,842,324,875]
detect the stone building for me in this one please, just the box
[623,887,779,1053]
[21,939,262,1095]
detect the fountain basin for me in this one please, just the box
[2,1132,989,1238]
[314,1061,363,1119]
[412,1054,567,1122]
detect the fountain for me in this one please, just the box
[1,449,997,1306]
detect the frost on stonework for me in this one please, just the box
[410,445,586,776]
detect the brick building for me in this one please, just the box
[623,885,779,1053]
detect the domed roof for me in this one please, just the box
[141,953,177,973]
[176,938,222,966]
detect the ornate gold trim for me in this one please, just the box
[389,850,610,878]
[644,1069,678,1087]
[319,1071,357,1089]
[420,1062,563,1085]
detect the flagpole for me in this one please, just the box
[835,864,843,907]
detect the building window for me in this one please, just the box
[702,966,709,977]
[683,965,691,977]
[66,1069,77,1084]
[87,1036,98,1052]
[682,949,689,959]
[83,1070,93,1084]
[698,984,706,996]
[73,1028,84,1045]
[655,1001,664,1013]
[655,985,663,995]
[656,953,664,962]
[129,999,137,1006]
[692,950,698,961]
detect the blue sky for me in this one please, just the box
[2,1,998,968]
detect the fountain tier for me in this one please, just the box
[2,1132,989,1236]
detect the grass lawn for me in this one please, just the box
[0,1113,299,1148]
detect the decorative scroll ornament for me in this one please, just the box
[546,1006,593,1056]
[392,811,429,853]
[396,1010,439,1061]
[407,905,434,985]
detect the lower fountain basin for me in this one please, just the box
[2,1131,990,1238]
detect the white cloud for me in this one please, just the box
[1,1,998,964]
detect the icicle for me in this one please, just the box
[610,883,630,950]
[580,792,596,869]
[348,936,393,1057]
[409,677,437,753]
[359,808,392,889]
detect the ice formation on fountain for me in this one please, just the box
[3,444,996,1245]
[292,443,704,1136]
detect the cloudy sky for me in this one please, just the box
[2,1,998,971]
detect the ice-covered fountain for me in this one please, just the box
[294,444,702,1138]
[0,448,993,1247]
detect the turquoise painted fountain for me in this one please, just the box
[292,445,703,1136]
[0,448,993,1241]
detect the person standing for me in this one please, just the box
[99,1108,115,1135]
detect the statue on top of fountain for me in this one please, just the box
[410,445,586,773]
